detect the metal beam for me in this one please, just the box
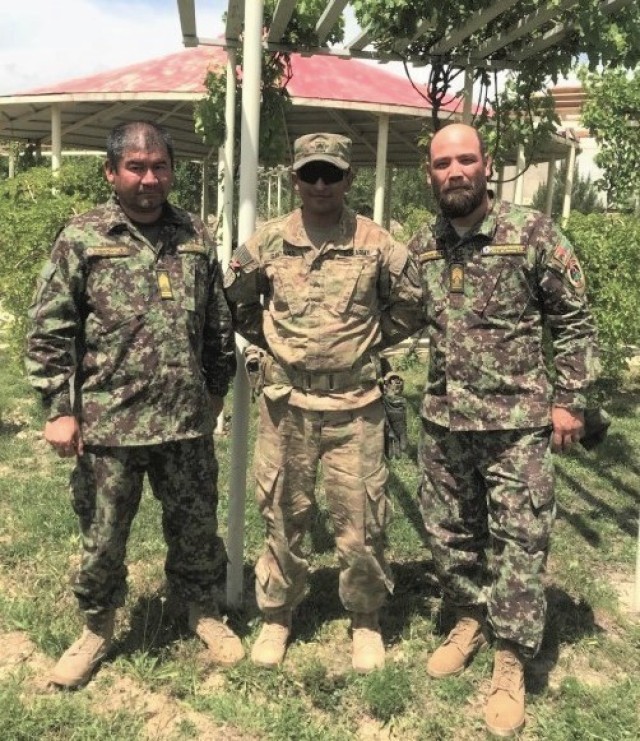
[474,0,578,59]
[177,0,198,46]
[226,0,245,40]
[430,0,521,54]
[268,0,297,43]
[346,27,373,52]
[316,0,349,44]
[327,109,378,158]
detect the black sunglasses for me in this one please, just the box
[297,162,346,184]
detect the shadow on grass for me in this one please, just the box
[527,585,601,695]
[294,557,440,645]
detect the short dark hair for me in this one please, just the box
[106,121,175,171]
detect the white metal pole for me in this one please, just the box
[545,158,557,217]
[562,144,576,227]
[277,169,283,216]
[373,113,389,225]
[634,510,640,613]
[226,0,265,609]
[221,47,237,270]
[8,153,15,179]
[51,104,62,175]
[267,173,272,219]
[513,145,525,205]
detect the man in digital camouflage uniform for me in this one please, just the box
[224,133,423,673]
[26,121,244,689]
[408,123,599,736]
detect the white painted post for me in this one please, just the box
[201,158,210,223]
[267,173,272,219]
[51,104,62,175]
[8,152,15,179]
[513,145,525,205]
[545,159,557,217]
[373,113,389,225]
[495,166,505,200]
[226,0,265,609]
[277,169,283,216]
[462,67,473,124]
[634,510,640,613]
[561,143,576,227]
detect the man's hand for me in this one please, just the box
[551,406,584,454]
[44,415,84,457]
[211,395,224,420]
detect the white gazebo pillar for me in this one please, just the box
[561,143,576,227]
[462,67,473,124]
[51,104,62,175]
[220,47,237,269]
[495,166,505,200]
[373,113,389,225]
[201,158,211,222]
[277,169,283,216]
[226,0,265,608]
[8,152,15,179]
[545,158,557,217]
[513,145,525,205]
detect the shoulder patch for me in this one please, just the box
[86,245,131,258]
[549,243,572,272]
[566,255,586,296]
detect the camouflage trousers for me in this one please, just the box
[70,436,228,616]
[254,395,393,615]
[418,421,555,657]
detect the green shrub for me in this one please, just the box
[0,161,108,357]
[564,212,640,381]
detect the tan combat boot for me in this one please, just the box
[352,611,385,673]
[484,641,525,737]
[250,609,292,668]
[426,610,488,678]
[50,609,115,689]
[188,602,245,666]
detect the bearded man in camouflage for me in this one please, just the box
[408,123,600,737]
[26,121,244,688]
[224,133,423,673]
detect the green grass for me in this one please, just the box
[0,348,639,740]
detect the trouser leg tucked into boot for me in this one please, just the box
[188,602,245,666]
[484,640,525,738]
[351,611,385,673]
[50,609,115,689]
[251,609,292,668]
[427,609,488,678]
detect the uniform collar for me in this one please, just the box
[432,190,503,242]
[103,195,193,236]
[283,206,356,248]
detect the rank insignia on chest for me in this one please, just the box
[156,269,175,300]
[449,263,464,293]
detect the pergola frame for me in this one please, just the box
[174,0,617,606]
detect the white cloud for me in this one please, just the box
[0,0,226,95]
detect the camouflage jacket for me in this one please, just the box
[407,199,599,431]
[26,196,236,446]
[224,206,423,411]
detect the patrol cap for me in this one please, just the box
[292,133,352,171]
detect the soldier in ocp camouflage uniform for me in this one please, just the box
[224,133,423,673]
[26,121,244,689]
[408,124,599,737]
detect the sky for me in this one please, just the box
[0,0,228,95]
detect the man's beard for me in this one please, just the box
[435,175,486,219]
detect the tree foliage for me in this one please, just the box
[565,213,640,381]
[350,0,640,170]
[579,65,640,210]
[0,161,109,356]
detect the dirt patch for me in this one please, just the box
[93,673,257,740]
